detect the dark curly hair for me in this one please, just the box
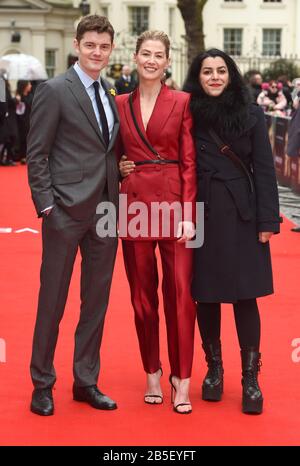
[183,48,246,96]
[183,49,251,139]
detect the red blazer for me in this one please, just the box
[116,84,197,240]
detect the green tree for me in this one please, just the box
[262,58,300,81]
[177,0,208,65]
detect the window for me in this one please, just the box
[223,0,245,8]
[169,7,175,38]
[45,49,56,79]
[100,6,108,17]
[223,29,243,56]
[262,29,281,56]
[128,6,149,36]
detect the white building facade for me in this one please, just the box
[0,0,80,78]
[1,0,300,85]
[85,0,300,83]
[84,0,187,85]
[203,0,300,74]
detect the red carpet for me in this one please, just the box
[0,165,300,446]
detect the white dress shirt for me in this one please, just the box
[73,62,114,139]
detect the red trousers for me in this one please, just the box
[122,240,196,379]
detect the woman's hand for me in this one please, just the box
[119,155,135,178]
[259,232,274,243]
[176,221,196,243]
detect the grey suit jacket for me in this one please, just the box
[27,66,120,219]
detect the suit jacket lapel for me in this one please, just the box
[123,86,176,159]
[65,67,104,144]
[123,90,156,159]
[147,85,176,147]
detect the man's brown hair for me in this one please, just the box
[76,15,114,43]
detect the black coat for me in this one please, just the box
[0,90,18,146]
[0,102,6,125]
[16,93,33,156]
[192,104,281,303]
[115,76,137,95]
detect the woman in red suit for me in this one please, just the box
[116,30,197,414]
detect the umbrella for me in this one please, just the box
[0,53,48,80]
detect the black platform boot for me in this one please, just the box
[202,340,224,401]
[241,348,263,414]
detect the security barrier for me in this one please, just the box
[267,112,300,194]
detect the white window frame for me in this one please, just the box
[223,28,243,56]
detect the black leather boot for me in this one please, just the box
[241,348,263,414]
[202,340,224,401]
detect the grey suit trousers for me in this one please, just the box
[30,202,118,389]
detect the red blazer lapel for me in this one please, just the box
[133,87,148,140]
[123,85,176,159]
[123,89,156,160]
[146,84,176,147]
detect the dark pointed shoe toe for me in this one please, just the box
[73,384,117,410]
[30,388,54,416]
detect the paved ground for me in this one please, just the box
[278,184,300,229]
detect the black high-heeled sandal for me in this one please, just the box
[144,368,163,405]
[169,375,192,414]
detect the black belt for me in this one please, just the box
[134,160,179,166]
[199,170,254,221]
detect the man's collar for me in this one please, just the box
[73,62,101,89]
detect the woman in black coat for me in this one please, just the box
[183,49,281,414]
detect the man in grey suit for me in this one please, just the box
[27,15,120,416]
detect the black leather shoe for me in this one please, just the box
[30,388,54,416]
[291,227,300,233]
[73,384,117,410]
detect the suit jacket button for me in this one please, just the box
[200,144,206,151]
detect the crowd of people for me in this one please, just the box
[0,62,179,168]
[247,70,300,116]
[0,71,33,166]
[113,65,300,118]
[2,53,299,169]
